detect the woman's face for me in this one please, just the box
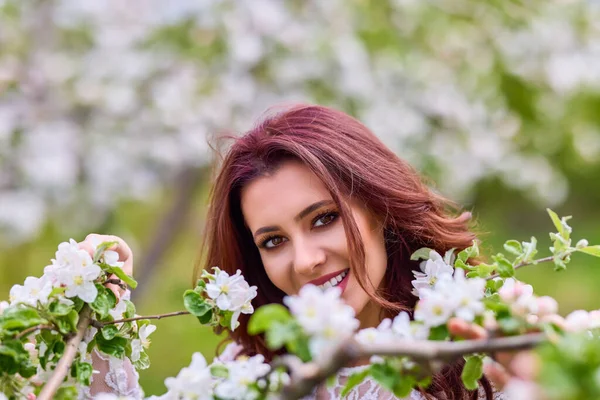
[240,160,388,327]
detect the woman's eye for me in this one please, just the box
[313,212,338,227]
[262,236,285,249]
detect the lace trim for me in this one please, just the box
[77,350,143,399]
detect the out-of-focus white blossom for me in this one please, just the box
[214,355,271,400]
[415,268,486,327]
[162,353,213,400]
[2,0,599,245]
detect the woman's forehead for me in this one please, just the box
[240,161,333,228]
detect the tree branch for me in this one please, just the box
[278,333,546,400]
[93,310,191,328]
[487,255,555,280]
[37,306,92,400]
[14,324,55,340]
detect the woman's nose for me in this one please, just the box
[292,237,326,276]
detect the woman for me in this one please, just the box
[84,105,515,399]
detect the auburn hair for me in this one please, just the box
[195,104,493,399]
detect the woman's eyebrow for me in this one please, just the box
[252,199,335,239]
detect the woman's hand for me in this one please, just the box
[447,318,540,391]
[77,233,134,303]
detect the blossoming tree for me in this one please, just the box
[2,209,600,399]
[2,0,600,244]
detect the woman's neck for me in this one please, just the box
[356,299,384,329]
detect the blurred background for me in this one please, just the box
[1,0,600,395]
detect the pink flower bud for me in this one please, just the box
[565,310,590,332]
[536,296,558,317]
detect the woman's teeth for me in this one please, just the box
[317,270,348,290]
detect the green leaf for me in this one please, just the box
[124,300,136,318]
[248,304,291,335]
[428,325,449,341]
[341,368,371,396]
[267,321,298,350]
[49,286,67,298]
[54,387,78,400]
[286,335,312,362]
[183,290,212,318]
[133,350,151,370]
[49,300,74,317]
[0,341,22,374]
[96,335,128,358]
[475,263,495,278]
[90,285,115,320]
[93,240,119,263]
[497,317,522,334]
[392,375,416,398]
[547,209,565,237]
[210,364,229,378]
[0,307,45,332]
[454,259,469,270]
[74,361,93,386]
[462,355,483,390]
[521,237,538,263]
[457,241,479,263]
[55,310,79,334]
[105,265,137,290]
[577,246,600,258]
[492,254,515,278]
[101,325,119,340]
[503,240,523,256]
[410,248,434,261]
[443,248,456,265]
[198,308,213,325]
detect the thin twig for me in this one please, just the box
[94,310,191,327]
[14,324,55,340]
[37,306,92,400]
[278,333,546,400]
[104,278,127,291]
[486,255,555,280]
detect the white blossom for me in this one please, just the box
[391,311,430,340]
[0,300,9,315]
[564,310,592,332]
[131,324,156,362]
[206,269,258,317]
[163,353,213,400]
[411,250,454,296]
[214,355,271,399]
[414,269,486,327]
[414,289,456,327]
[284,284,359,340]
[9,276,53,307]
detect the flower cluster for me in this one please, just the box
[0,238,149,398]
[148,352,287,400]
[204,268,258,331]
[412,252,486,327]
[284,284,359,360]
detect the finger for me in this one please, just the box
[448,318,488,340]
[483,358,512,390]
[105,273,124,302]
[509,352,539,381]
[77,241,96,259]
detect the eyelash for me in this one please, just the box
[258,210,340,250]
